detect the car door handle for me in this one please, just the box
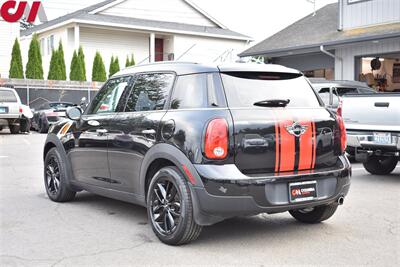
[96,129,108,135]
[142,129,156,135]
[374,102,389,107]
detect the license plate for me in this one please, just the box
[373,132,391,145]
[0,107,6,113]
[289,181,317,203]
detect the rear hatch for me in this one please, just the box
[342,94,400,132]
[0,89,19,114]
[220,71,342,175]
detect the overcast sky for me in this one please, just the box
[42,0,337,43]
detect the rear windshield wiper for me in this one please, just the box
[253,99,290,107]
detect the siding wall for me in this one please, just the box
[80,27,150,79]
[0,19,20,79]
[334,37,400,80]
[174,34,247,63]
[342,0,400,30]
[100,0,216,27]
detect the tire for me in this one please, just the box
[147,166,202,245]
[289,204,338,224]
[44,148,76,202]
[38,119,48,133]
[9,124,20,134]
[363,156,399,175]
[20,118,30,133]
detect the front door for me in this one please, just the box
[107,73,176,194]
[68,76,132,187]
[155,38,164,62]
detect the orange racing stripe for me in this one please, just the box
[279,120,295,172]
[298,121,313,170]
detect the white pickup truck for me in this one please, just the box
[342,93,400,175]
[0,87,33,134]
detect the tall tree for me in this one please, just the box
[78,46,86,81]
[109,56,120,77]
[47,49,60,80]
[57,41,67,80]
[92,52,107,82]
[9,38,24,79]
[125,53,135,67]
[130,54,135,66]
[69,50,79,81]
[25,34,44,79]
[125,55,130,68]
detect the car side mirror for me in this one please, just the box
[326,86,340,109]
[66,106,82,121]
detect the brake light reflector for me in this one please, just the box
[204,118,228,159]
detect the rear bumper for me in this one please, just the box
[347,131,400,150]
[347,131,400,161]
[190,156,351,226]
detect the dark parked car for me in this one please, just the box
[31,102,75,133]
[43,63,351,245]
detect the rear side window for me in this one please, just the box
[221,72,320,108]
[125,73,175,112]
[170,73,226,110]
[0,90,18,102]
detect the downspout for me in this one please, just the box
[320,45,343,80]
[338,0,344,31]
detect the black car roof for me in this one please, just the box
[114,62,301,77]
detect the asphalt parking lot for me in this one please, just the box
[0,130,399,267]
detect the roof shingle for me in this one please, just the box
[240,3,400,57]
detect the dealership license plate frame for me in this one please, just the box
[289,180,317,203]
[373,132,391,145]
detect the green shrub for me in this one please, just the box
[109,56,120,77]
[57,41,66,80]
[125,53,135,67]
[78,46,86,81]
[9,39,24,79]
[47,49,60,80]
[25,34,43,79]
[92,52,107,82]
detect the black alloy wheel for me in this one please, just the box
[147,166,202,245]
[150,178,182,235]
[45,156,61,196]
[44,148,76,202]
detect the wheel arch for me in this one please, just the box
[139,143,204,200]
[44,134,78,191]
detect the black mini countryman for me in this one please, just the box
[43,62,351,245]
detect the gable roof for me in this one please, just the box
[240,3,400,57]
[21,0,251,41]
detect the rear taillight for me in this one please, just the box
[19,107,23,113]
[204,118,228,159]
[337,114,347,154]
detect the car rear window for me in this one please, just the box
[0,90,18,102]
[221,72,321,108]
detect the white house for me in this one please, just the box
[240,0,400,91]
[20,0,252,81]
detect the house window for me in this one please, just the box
[47,35,54,55]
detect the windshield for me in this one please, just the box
[221,72,321,108]
[0,90,18,102]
